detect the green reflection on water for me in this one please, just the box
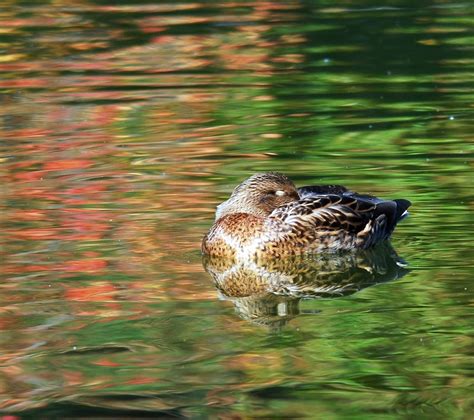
[0,0,473,418]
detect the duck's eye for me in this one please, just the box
[275,190,286,197]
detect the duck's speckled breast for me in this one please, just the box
[202,213,267,260]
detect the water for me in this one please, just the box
[1,1,473,418]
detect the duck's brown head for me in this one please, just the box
[215,172,300,220]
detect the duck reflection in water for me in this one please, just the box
[203,244,409,329]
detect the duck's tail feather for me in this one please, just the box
[393,199,411,221]
[373,198,411,239]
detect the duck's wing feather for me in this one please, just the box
[271,195,375,234]
[298,186,411,222]
[270,194,410,249]
[298,185,349,197]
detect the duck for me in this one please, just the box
[201,172,411,260]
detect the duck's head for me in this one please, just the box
[215,172,300,220]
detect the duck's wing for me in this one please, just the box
[298,186,411,221]
[269,194,410,249]
[298,185,349,197]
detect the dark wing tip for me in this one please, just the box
[394,199,411,221]
[373,198,410,231]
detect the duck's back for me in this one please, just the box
[266,187,411,252]
[298,185,411,233]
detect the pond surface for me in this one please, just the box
[1,0,473,418]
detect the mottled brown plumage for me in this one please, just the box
[202,172,411,260]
